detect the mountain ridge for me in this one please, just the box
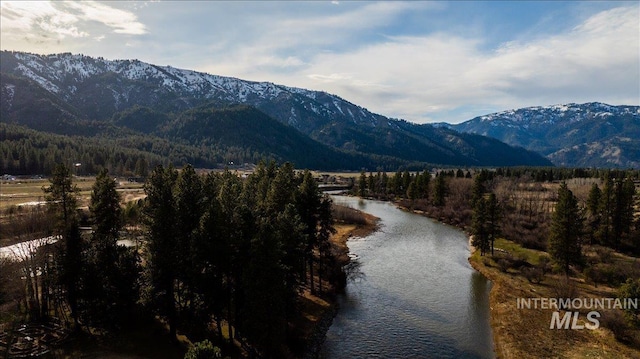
[439,102,640,167]
[1,50,553,170]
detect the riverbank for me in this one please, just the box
[468,244,640,359]
[395,198,639,359]
[300,208,379,358]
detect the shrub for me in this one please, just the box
[522,266,545,284]
[552,277,577,305]
[618,278,640,327]
[184,340,222,359]
[601,310,632,343]
[331,204,368,225]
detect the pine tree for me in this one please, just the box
[143,165,179,339]
[242,218,288,357]
[83,169,139,329]
[44,164,82,325]
[471,196,489,256]
[615,177,636,243]
[406,181,418,201]
[44,164,79,232]
[296,171,321,293]
[433,173,447,207]
[549,182,584,275]
[358,170,367,197]
[196,172,227,339]
[586,183,601,244]
[174,165,203,313]
[418,169,430,199]
[367,172,375,196]
[486,193,501,256]
[317,196,336,292]
[596,173,614,245]
[471,174,486,208]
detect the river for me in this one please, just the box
[322,196,494,359]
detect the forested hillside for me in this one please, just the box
[0,51,552,172]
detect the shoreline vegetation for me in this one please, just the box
[346,168,639,359]
[302,203,379,358]
[392,188,640,358]
[391,202,640,358]
[2,168,639,358]
[0,175,379,359]
[467,244,640,359]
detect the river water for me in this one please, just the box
[322,196,494,359]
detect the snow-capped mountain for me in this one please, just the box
[1,51,382,133]
[442,103,640,168]
[0,51,552,168]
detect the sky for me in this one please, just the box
[1,1,638,124]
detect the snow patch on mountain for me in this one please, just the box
[2,52,395,132]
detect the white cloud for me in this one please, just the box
[0,1,87,39]
[0,0,146,47]
[256,5,639,123]
[1,1,636,124]
[65,1,147,35]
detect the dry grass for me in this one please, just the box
[470,240,640,359]
[0,177,145,212]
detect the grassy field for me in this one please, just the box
[469,239,640,359]
[0,177,145,211]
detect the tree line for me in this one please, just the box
[0,123,275,176]
[354,167,639,269]
[1,161,340,358]
[143,161,336,357]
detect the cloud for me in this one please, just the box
[65,1,147,35]
[266,5,639,123]
[0,0,146,45]
[193,3,636,123]
[1,1,636,124]
[0,1,87,39]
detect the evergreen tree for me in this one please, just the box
[549,182,584,275]
[486,193,501,256]
[44,164,79,232]
[358,170,367,197]
[296,171,321,293]
[596,173,614,245]
[44,164,82,325]
[216,169,247,341]
[174,165,204,314]
[406,181,418,201]
[433,173,448,207]
[614,177,636,243]
[381,172,389,196]
[196,172,227,339]
[143,165,179,339]
[82,169,139,328]
[242,218,288,357]
[471,196,489,256]
[367,172,376,196]
[471,174,486,208]
[417,169,430,199]
[317,196,336,292]
[586,183,601,244]
[403,170,412,192]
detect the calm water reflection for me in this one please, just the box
[322,197,494,359]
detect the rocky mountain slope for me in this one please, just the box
[0,51,552,169]
[439,103,640,168]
